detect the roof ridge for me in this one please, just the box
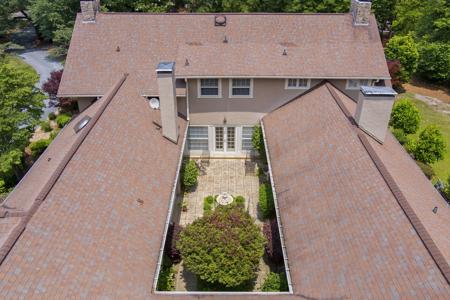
[97,12,351,16]
[0,73,128,265]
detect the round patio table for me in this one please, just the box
[216,192,234,205]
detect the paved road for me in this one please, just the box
[18,50,63,119]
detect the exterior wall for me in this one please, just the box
[177,97,187,118]
[76,97,97,112]
[187,78,365,125]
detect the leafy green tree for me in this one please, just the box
[385,35,419,81]
[101,0,179,12]
[392,0,423,35]
[417,42,450,83]
[413,125,446,164]
[177,205,265,288]
[286,0,347,13]
[372,0,398,31]
[389,99,421,134]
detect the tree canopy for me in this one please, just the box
[389,99,421,134]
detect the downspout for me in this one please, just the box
[261,120,294,294]
[152,122,189,291]
[185,78,190,121]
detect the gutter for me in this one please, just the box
[152,122,189,291]
[260,120,294,294]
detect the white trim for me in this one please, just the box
[228,78,254,98]
[197,78,222,98]
[346,79,374,90]
[182,75,391,80]
[284,78,311,90]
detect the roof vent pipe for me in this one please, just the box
[354,86,397,144]
[156,62,179,143]
[350,0,371,26]
[80,0,100,23]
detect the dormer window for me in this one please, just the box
[198,79,221,97]
[285,78,310,89]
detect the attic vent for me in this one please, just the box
[74,116,91,133]
[215,15,226,26]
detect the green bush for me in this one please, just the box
[417,42,450,83]
[156,256,175,291]
[39,121,52,132]
[252,125,266,162]
[203,195,215,213]
[48,112,56,120]
[177,205,266,288]
[261,272,288,292]
[235,195,245,207]
[182,160,199,191]
[384,35,419,81]
[0,179,6,194]
[29,139,51,159]
[416,161,435,180]
[445,176,450,203]
[49,128,61,140]
[412,125,447,164]
[389,99,421,134]
[391,128,409,145]
[259,183,275,219]
[56,114,72,128]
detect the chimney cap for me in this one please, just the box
[360,86,397,97]
[156,61,175,73]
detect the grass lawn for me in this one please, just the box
[399,93,450,182]
[3,54,37,75]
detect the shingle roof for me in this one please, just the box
[262,83,450,298]
[0,74,188,298]
[58,13,389,97]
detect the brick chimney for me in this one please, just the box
[156,62,179,143]
[350,0,372,26]
[354,86,397,143]
[80,0,100,23]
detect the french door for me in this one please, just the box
[215,126,236,152]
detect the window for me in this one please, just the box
[230,79,253,98]
[346,79,373,90]
[198,79,221,97]
[285,78,310,89]
[188,126,209,150]
[242,127,254,151]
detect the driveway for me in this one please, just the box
[18,49,63,119]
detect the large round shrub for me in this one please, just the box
[181,160,198,190]
[389,99,421,134]
[412,125,446,164]
[177,205,266,288]
[29,139,51,158]
[56,113,72,128]
[384,35,419,81]
[259,183,275,219]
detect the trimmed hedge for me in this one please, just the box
[156,256,176,291]
[261,272,288,292]
[259,183,275,219]
[182,160,198,191]
[263,219,283,264]
[203,195,215,213]
[56,113,72,128]
[29,139,51,158]
[164,223,183,264]
[391,128,409,145]
[235,195,245,208]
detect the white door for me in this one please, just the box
[215,126,236,152]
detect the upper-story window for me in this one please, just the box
[198,79,221,97]
[285,78,311,89]
[346,79,373,90]
[229,79,253,98]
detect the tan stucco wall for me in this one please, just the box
[187,78,363,125]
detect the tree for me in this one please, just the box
[286,0,347,13]
[42,69,63,98]
[177,205,266,288]
[412,125,446,164]
[372,0,398,31]
[417,42,450,83]
[389,99,421,134]
[0,59,44,186]
[387,60,402,89]
[384,35,419,81]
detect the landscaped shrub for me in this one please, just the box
[56,113,72,128]
[48,112,56,120]
[181,160,198,191]
[416,161,435,180]
[391,128,409,145]
[259,183,275,219]
[49,128,61,140]
[445,176,450,204]
[0,179,6,194]
[203,195,214,213]
[235,195,245,208]
[29,139,51,159]
[164,223,183,264]
[177,205,266,288]
[156,255,176,291]
[417,42,450,84]
[387,60,402,90]
[39,121,52,132]
[261,272,288,292]
[389,99,421,134]
[412,125,446,164]
[252,125,266,162]
[384,35,419,81]
[263,218,283,264]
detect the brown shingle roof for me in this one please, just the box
[0,74,188,298]
[58,13,389,97]
[262,83,450,298]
